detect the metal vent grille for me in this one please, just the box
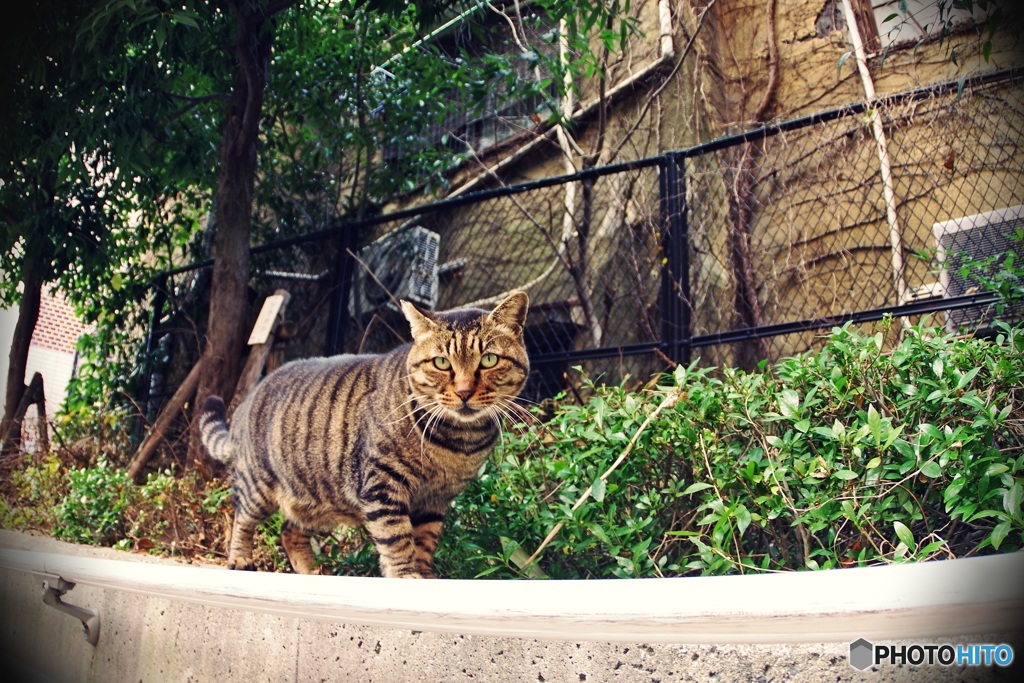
[933,204,1024,332]
[409,227,440,304]
[349,226,440,321]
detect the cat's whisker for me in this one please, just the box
[488,410,506,447]
[492,403,531,440]
[489,406,514,442]
[407,400,443,437]
[384,393,429,425]
[483,402,516,439]
[496,396,538,427]
[419,405,448,456]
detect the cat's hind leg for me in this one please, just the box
[280,520,320,574]
[226,508,260,571]
[225,467,275,571]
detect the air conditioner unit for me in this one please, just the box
[932,204,1023,332]
[349,226,440,321]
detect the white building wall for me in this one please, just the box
[0,306,79,452]
[0,307,17,418]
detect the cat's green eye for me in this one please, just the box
[433,356,452,370]
[480,353,499,368]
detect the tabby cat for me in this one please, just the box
[199,292,529,578]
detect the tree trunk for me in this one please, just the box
[1,258,43,457]
[189,1,287,472]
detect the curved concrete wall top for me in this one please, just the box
[2,532,1021,645]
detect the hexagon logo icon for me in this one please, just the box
[849,638,874,671]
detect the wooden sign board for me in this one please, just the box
[247,294,286,346]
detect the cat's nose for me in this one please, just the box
[455,389,473,403]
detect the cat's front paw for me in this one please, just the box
[227,556,256,571]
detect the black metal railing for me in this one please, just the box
[139,67,1024,419]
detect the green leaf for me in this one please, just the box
[696,512,720,527]
[955,366,981,390]
[882,425,904,452]
[811,425,836,440]
[865,457,882,470]
[989,520,1011,550]
[777,389,801,418]
[734,504,752,537]
[591,477,607,503]
[944,480,965,508]
[837,50,853,74]
[681,482,714,496]
[833,469,859,481]
[1004,483,1023,520]
[867,404,882,445]
[111,272,123,291]
[588,524,611,545]
[170,11,200,29]
[959,394,987,411]
[893,521,915,551]
[951,501,979,521]
[920,461,942,478]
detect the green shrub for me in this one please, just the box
[54,459,136,546]
[423,321,1024,579]
[40,459,232,557]
[19,322,1022,580]
[1,453,67,531]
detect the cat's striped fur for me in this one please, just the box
[199,292,529,577]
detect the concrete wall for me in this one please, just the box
[2,530,1022,683]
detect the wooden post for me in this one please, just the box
[228,289,291,417]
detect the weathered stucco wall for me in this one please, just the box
[371,2,1022,373]
[686,0,1024,363]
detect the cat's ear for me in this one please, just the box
[401,300,437,340]
[488,291,529,333]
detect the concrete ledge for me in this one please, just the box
[1,530,1021,682]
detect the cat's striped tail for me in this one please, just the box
[199,395,233,463]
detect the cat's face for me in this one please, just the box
[401,292,530,424]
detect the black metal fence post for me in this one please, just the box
[324,226,359,356]
[659,151,691,365]
[135,273,168,433]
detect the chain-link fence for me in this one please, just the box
[141,68,1024,423]
[683,68,1024,370]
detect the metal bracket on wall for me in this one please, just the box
[39,575,100,646]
